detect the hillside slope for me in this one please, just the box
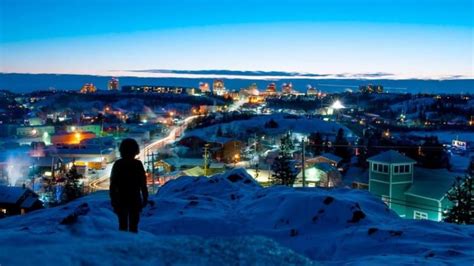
[0,169,473,265]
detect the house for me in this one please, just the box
[178,135,243,164]
[295,162,342,188]
[0,186,43,216]
[307,153,343,167]
[368,150,457,221]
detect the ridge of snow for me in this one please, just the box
[0,168,473,265]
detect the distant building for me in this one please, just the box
[55,146,116,164]
[213,80,226,95]
[0,186,43,216]
[265,83,277,96]
[308,153,343,168]
[307,85,318,95]
[66,125,102,136]
[359,84,383,94]
[80,83,97,94]
[122,85,194,94]
[51,132,96,145]
[295,162,342,187]
[199,82,210,93]
[281,82,293,94]
[368,150,456,221]
[108,77,119,90]
[16,126,55,138]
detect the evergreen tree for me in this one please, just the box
[271,133,297,186]
[62,165,83,203]
[264,119,279,128]
[280,131,294,156]
[333,128,352,162]
[356,137,368,168]
[419,136,449,169]
[444,176,473,225]
[271,153,297,186]
[308,131,323,156]
[216,125,223,137]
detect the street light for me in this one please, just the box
[233,154,240,167]
[331,100,345,110]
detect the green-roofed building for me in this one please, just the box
[368,150,456,221]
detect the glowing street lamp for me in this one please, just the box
[331,100,345,110]
[75,132,81,143]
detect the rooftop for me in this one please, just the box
[406,168,459,200]
[368,150,416,164]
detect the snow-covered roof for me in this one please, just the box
[368,150,416,164]
[406,168,458,200]
[163,158,203,168]
[343,167,369,186]
[0,186,27,204]
[318,153,343,163]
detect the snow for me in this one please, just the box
[185,114,353,140]
[1,169,473,265]
[398,131,474,144]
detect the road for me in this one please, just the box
[88,115,201,191]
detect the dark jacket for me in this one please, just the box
[109,158,148,210]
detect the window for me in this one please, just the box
[404,165,410,173]
[414,211,428,220]
[372,163,389,173]
[393,164,411,174]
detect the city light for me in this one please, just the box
[331,100,345,110]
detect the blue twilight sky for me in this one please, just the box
[0,0,473,78]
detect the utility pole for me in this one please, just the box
[302,137,306,188]
[151,152,156,194]
[255,136,259,179]
[203,143,210,176]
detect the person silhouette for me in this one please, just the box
[110,138,148,233]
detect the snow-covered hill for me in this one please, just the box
[185,114,353,140]
[1,169,473,265]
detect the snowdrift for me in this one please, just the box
[1,169,473,265]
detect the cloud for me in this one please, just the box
[123,69,396,79]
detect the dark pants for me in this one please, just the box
[116,207,140,233]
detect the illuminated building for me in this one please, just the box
[281,82,293,94]
[307,85,318,95]
[265,83,277,96]
[359,84,384,94]
[108,77,119,90]
[248,95,265,104]
[51,132,96,145]
[80,83,97,94]
[199,82,210,93]
[213,80,226,95]
[16,126,55,138]
[246,83,259,96]
[122,85,196,94]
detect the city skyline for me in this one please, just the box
[0,0,473,79]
